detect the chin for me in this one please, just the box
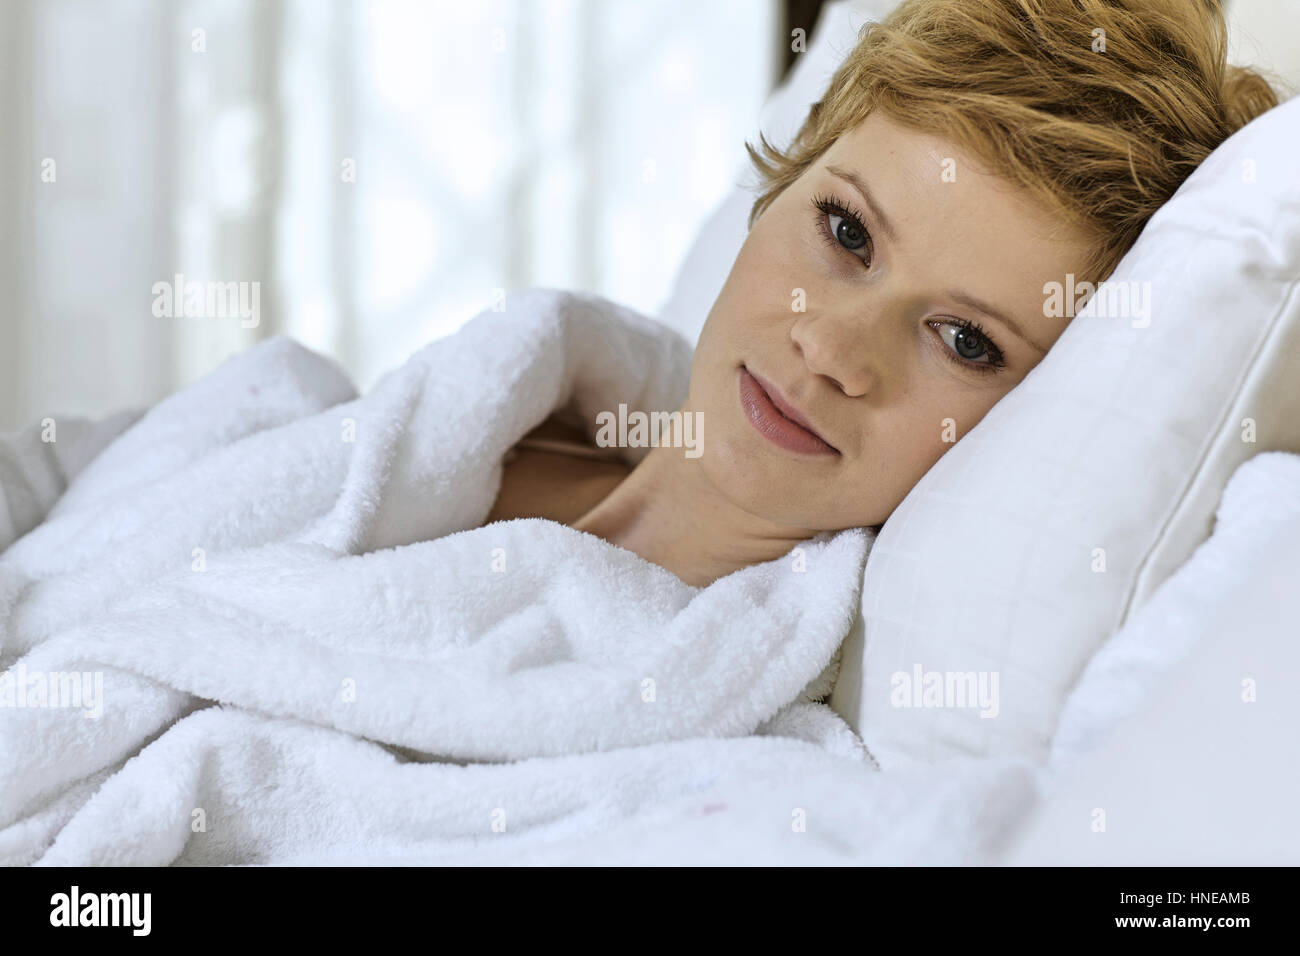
[701,444,816,526]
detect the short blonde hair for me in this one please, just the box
[745,0,1281,283]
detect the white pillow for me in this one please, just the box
[999,512,1300,864]
[828,90,1300,768]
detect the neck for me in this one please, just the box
[571,442,817,587]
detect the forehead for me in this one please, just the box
[817,110,1090,340]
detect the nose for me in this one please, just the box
[789,310,877,397]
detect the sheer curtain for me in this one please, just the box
[0,0,779,431]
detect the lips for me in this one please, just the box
[739,366,839,457]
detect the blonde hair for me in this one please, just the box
[745,0,1280,283]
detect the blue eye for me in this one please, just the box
[928,318,1007,374]
[811,194,873,265]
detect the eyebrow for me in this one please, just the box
[825,165,900,244]
[947,290,1048,354]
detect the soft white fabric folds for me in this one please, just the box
[0,288,873,865]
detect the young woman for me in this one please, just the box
[488,0,1279,586]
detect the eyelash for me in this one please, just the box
[811,192,873,265]
[810,191,1007,376]
[928,317,1007,375]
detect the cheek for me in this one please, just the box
[889,387,1005,478]
[729,217,815,314]
[875,397,962,485]
[686,318,738,420]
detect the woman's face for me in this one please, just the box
[686,109,1093,531]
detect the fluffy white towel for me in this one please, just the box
[0,288,873,865]
[0,408,144,553]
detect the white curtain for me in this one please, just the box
[0,0,779,431]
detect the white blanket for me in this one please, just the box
[0,288,878,865]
